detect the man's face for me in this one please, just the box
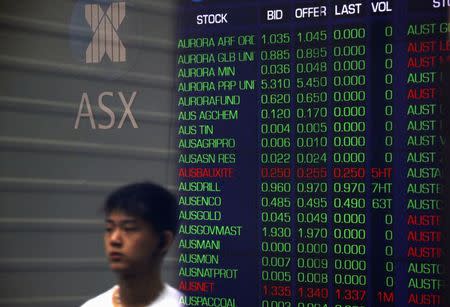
[104,211,160,274]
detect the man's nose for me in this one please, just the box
[110,229,123,245]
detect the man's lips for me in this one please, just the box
[109,252,124,261]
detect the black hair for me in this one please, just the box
[103,182,178,235]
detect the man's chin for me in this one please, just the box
[109,262,129,272]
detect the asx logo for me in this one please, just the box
[85,2,126,63]
[74,91,138,129]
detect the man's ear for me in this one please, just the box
[158,230,174,255]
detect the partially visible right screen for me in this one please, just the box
[175,1,449,306]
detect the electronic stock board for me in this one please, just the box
[175,1,449,306]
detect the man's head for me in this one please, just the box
[102,182,178,275]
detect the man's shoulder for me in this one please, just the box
[80,286,116,307]
[151,283,184,306]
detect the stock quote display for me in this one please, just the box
[175,0,449,306]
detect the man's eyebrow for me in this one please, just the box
[121,220,138,225]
